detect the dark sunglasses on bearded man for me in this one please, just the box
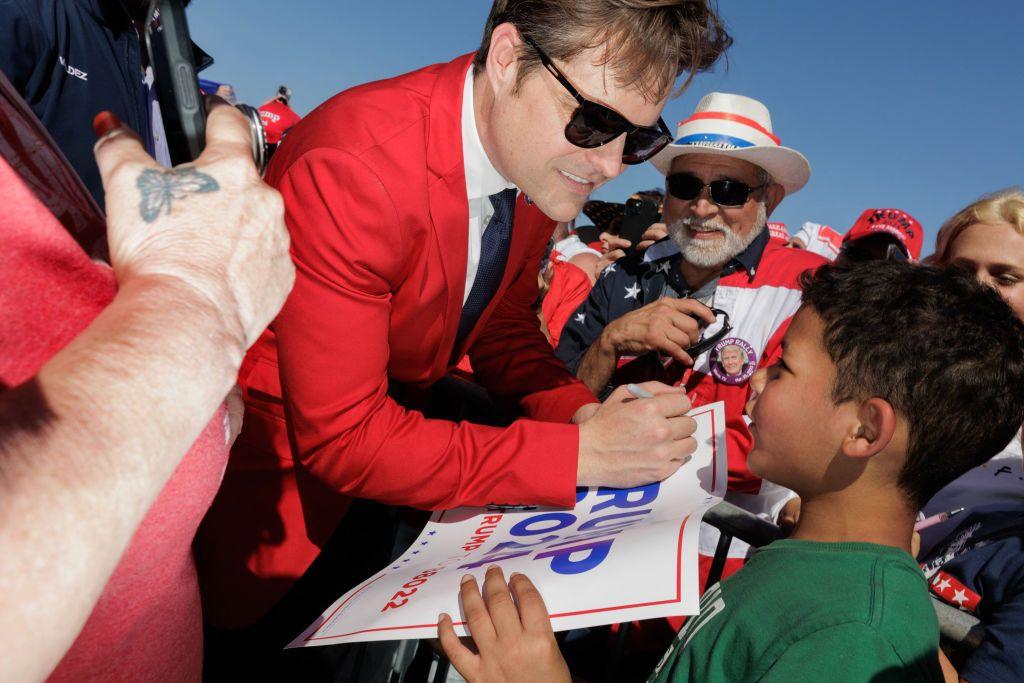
[666,172,769,208]
[519,33,673,165]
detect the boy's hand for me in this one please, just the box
[438,567,570,683]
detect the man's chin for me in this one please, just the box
[746,446,770,479]
[532,194,586,223]
[680,245,732,269]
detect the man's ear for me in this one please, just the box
[485,22,521,96]
[763,184,785,217]
[841,397,896,459]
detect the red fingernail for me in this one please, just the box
[93,111,122,139]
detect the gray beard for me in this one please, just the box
[667,203,768,269]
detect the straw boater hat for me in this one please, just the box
[651,92,811,195]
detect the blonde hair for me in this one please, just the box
[930,188,1024,265]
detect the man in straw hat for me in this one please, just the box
[557,92,827,583]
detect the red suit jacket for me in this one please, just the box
[196,53,597,626]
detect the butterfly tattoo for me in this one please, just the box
[136,166,220,223]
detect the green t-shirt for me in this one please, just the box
[649,540,943,683]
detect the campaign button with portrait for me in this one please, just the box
[708,337,757,385]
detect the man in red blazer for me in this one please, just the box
[196,1,732,628]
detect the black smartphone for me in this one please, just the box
[145,0,205,165]
[620,197,660,251]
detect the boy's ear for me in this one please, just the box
[841,397,897,460]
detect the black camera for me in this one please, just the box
[144,0,267,172]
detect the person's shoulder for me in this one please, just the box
[266,55,473,195]
[747,546,939,680]
[755,239,827,280]
[0,0,53,40]
[757,620,940,683]
[283,56,462,157]
[738,541,932,620]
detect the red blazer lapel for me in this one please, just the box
[425,54,473,377]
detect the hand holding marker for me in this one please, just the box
[626,383,693,468]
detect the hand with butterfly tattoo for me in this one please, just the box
[93,101,294,355]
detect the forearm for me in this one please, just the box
[0,275,242,682]
[938,649,961,683]
[575,334,618,395]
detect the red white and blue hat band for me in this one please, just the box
[650,93,811,195]
[673,112,783,150]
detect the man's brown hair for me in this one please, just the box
[473,0,731,102]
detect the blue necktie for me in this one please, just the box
[455,187,517,349]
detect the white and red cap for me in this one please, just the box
[651,92,811,195]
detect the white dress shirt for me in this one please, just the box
[461,67,517,305]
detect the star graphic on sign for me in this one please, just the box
[952,589,968,605]
[934,577,952,592]
[603,263,617,277]
[624,283,641,300]
[574,312,586,325]
[657,261,672,273]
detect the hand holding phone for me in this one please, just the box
[145,0,267,171]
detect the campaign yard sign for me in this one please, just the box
[290,401,727,647]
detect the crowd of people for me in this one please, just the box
[0,1,1022,682]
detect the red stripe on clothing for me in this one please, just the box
[679,112,782,146]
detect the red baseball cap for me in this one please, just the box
[843,208,923,260]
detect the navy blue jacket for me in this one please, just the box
[921,506,1024,683]
[0,0,210,209]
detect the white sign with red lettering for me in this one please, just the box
[289,401,727,647]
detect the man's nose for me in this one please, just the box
[749,367,767,395]
[976,271,996,289]
[689,190,720,220]
[745,368,767,418]
[583,135,626,181]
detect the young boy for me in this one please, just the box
[436,261,1024,682]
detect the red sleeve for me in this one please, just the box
[271,149,578,510]
[468,213,598,424]
[541,261,593,350]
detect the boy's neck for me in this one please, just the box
[788,487,917,554]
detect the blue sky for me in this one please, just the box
[189,1,1023,255]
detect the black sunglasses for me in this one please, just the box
[520,34,673,165]
[666,172,768,207]
[686,308,732,357]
